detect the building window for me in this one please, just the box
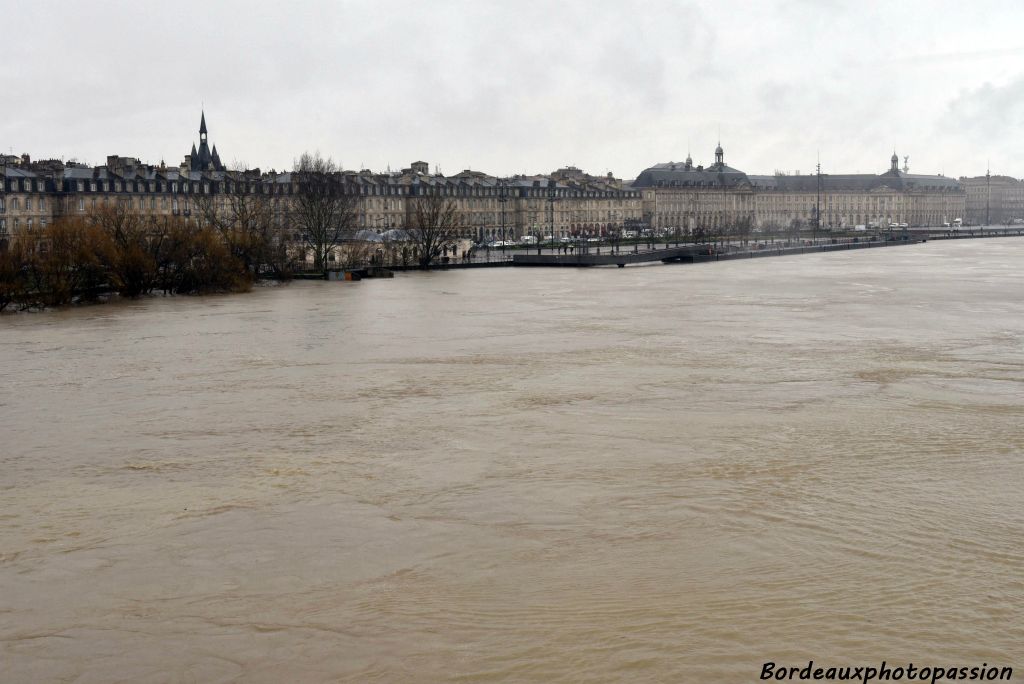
[78,199,85,212]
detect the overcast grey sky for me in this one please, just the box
[3,0,1023,179]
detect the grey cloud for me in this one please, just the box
[1,0,1022,179]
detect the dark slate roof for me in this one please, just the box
[631,161,751,188]
[747,170,962,193]
[196,141,213,169]
[4,168,38,179]
[63,168,95,180]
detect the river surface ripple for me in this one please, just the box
[2,239,1023,683]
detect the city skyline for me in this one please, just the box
[4,0,1024,179]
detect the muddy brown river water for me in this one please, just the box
[2,238,1023,682]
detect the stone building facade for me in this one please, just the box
[631,147,966,232]
[1,113,641,249]
[0,166,53,245]
[959,173,1024,225]
[4,117,974,251]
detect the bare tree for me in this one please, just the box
[690,224,708,245]
[409,192,463,268]
[89,203,163,297]
[0,239,30,311]
[733,216,753,246]
[194,177,292,278]
[788,218,804,243]
[381,233,413,267]
[292,152,360,270]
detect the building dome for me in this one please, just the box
[715,144,724,155]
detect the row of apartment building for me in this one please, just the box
[0,157,644,245]
[2,113,1020,247]
[961,173,1024,225]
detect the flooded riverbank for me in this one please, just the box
[2,238,1022,682]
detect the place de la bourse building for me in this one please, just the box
[1,113,968,249]
[630,145,967,232]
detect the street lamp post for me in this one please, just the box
[815,160,821,243]
[547,179,557,255]
[986,165,991,227]
[499,177,508,258]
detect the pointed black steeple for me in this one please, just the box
[186,109,224,172]
[196,110,212,170]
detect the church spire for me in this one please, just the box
[186,109,224,172]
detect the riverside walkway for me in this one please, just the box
[383,226,1024,271]
[511,238,920,267]
[513,244,703,267]
[512,226,1024,267]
